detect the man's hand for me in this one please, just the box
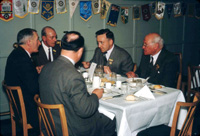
[92,88,104,99]
[126,71,137,78]
[36,65,44,74]
[82,61,90,69]
[104,66,111,74]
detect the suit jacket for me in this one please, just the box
[31,43,61,66]
[4,46,39,130]
[136,48,179,88]
[90,45,134,76]
[39,56,116,136]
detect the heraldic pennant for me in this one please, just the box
[41,0,54,21]
[0,0,13,22]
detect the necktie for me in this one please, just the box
[48,48,51,62]
[103,52,107,66]
[147,56,154,76]
[150,56,153,67]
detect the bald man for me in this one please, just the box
[39,31,116,136]
[126,33,179,88]
[32,26,61,73]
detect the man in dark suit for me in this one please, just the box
[4,28,41,134]
[82,29,134,76]
[32,26,61,73]
[126,33,179,88]
[39,31,116,136]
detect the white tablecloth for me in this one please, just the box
[98,87,186,136]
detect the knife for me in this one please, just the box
[102,94,123,100]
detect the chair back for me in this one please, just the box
[170,92,200,136]
[133,63,137,73]
[56,40,61,47]
[34,94,69,136]
[187,65,200,102]
[2,80,32,136]
[174,53,182,89]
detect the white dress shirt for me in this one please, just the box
[151,50,162,65]
[42,41,53,61]
[105,44,115,60]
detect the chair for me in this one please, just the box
[133,63,137,73]
[34,94,69,136]
[56,40,61,47]
[2,80,33,136]
[174,53,182,89]
[137,92,200,136]
[187,65,200,102]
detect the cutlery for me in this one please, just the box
[144,77,150,83]
[151,90,167,94]
[102,94,123,100]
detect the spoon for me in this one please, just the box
[144,77,150,83]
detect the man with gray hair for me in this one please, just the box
[5,28,41,135]
[126,33,179,88]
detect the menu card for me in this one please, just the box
[88,62,97,81]
[134,85,155,100]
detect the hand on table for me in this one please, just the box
[104,66,111,74]
[82,61,90,69]
[92,88,104,99]
[126,71,137,78]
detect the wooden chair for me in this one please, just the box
[34,94,69,136]
[187,65,200,102]
[137,92,200,136]
[174,53,182,89]
[56,40,61,47]
[2,80,33,136]
[133,63,137,73]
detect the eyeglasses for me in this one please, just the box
[143,42,154,47]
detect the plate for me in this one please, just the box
[149,85,165,90]
[126,78,146,84]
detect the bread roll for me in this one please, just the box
[125,95,136,101]
[153,85,162,89]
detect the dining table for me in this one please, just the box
[86,75,187,136]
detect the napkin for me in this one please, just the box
[98,106,115,120]
[134,85,155,100]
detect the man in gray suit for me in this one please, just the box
[82,29,134,76]
[39,31,116,136]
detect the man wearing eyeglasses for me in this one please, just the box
[32,26,61,73]
[126,33,179,88]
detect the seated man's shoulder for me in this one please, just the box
[115,45,130,56]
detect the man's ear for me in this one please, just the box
[42,36,46,42]
[77,48,83,57]
[26,39,31,47]
[109,39,113,45]
[154,43,159,49]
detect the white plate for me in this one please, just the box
[126,78,146,84]
[149,85,165,90]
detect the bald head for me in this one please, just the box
[142,33,164,55]
[61,31,84,63]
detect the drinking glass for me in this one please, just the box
[94,65,104,78]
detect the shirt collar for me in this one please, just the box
[24,49,31,58]
[42,41,51,52]
[105,44,114,59]
[61,55,75,65]
[151,49,162,65]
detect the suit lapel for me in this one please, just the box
[39,46,48,62]
[107,45,116,66]
[154,49,166,67]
